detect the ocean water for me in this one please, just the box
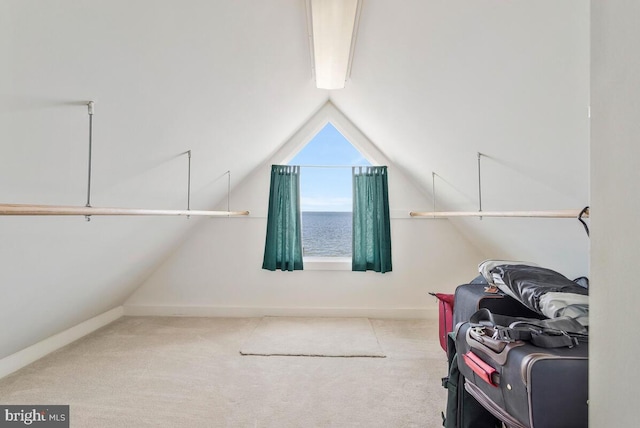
[301,211,352,257]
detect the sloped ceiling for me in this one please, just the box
[1,0,589,359]
[331,0,590,275]
[0,0,327,358]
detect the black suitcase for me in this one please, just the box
[442,333,501,428]
[453,282,544,327]
[454,313,588,428]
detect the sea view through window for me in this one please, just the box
[289,123,371,258]
[301,211,351,257]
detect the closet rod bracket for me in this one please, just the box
[186,150,192,219]
[432,172,436,218]
[226,170,231,217]
[85,101,95,222]
[477,152,483,220]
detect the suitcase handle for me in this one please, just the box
[462,351,500,387]
[469,327,508,353]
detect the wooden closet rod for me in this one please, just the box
[1,102,250,219]
[409,209,589,219]
[418,155,590,221]
[0,203,249,217]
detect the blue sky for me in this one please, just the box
[289,123,370,212]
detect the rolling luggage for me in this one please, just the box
[442,332,501,428]
[453,282,543,327]
[454,309,589,428]
[434,278,544,355]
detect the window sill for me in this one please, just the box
[303,257,351,271]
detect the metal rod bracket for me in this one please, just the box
[186,150,192,219]
[85,101,95,222]
[477,152,483,220]
[432,172,436,219]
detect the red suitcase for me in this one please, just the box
[430,292,455,352]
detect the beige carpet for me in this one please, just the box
[0,316,448,427]
[240,317,386,357]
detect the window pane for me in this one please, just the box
[302,212,352,257]
[289,123,370,258]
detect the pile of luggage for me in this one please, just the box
[432,261,589,428]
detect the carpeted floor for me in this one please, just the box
[0,317,448,427]
[240,317,386,357]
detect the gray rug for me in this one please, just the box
[240,317,386,357]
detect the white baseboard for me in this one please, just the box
[0,306,124,379]
[124,304,437,320]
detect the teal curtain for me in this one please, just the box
[352,166,392,273]
[262,165,304,271]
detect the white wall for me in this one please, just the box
[0,0,325,360]
[125,212,484,318]
[2,0,591,364]
[332,0,591,277]
[125,109,487,317]
[0,216,190,360]
[590,1,640,425]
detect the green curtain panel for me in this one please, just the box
[352,166,392,273]
[262,165,304,271]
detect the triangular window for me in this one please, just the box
[289,123,371,258]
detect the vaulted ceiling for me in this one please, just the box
[0,0,589,359]
[332,0,589,273]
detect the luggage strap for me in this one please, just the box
[470,308,588,349]
[492,324,578,348]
